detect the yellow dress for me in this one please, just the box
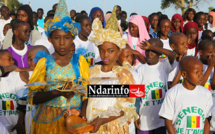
[28,53,89,134]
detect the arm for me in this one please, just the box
[33,90,74,105]
[169,70,181,89]
[132,50,147,64]
[80,99,88,119]
[138,40,176,64]
[165,119,176,134]
[203,118,210,134]
[211,69,215,90]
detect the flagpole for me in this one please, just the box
[5,0,7,6]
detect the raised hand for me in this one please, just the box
[138,39,151,50]
[208,54,215,67]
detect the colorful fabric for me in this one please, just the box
[187,116,200,128]
[54,0,70,20]
[2,100,14,110]
[209,11,215,27]
[104,6,118,32]
[183,22,199,56]
[89,7,106,27]
[204,83,211,91]
[142,16,150,32]
[171,14,184,33]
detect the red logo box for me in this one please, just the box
[129,85,145,97]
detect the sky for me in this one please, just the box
[18,0,215,19]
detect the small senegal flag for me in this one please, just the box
[151,89,162,99]
[204,84,211,91]
[87,58,94,66]
[2,100,14,110]
[187,116,200,128]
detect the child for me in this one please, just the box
[194,12,206,39]
[168,33,188,88]
[208,11,215,32]
[6,19,32,68]
[128,15,149,66]
[201,30,214,41]
[89,7,105,27]
[0,50,28,134]
[3,23,11,37]
[73,15,101,67]
[183,22,199,56]
[171,14,183,33]
[27,0,89,133]
[183,8,196,25]
[85,6,138,134]
[159,56,213,134]
[136,38,176,134]
[149,13,159,38]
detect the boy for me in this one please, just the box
[159,56,213,134]
[136,38,176,134]
[168,33,188,88]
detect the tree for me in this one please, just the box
[161,0,209,15]
[0,0,23,12]
[208,6,214,12]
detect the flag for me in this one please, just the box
[204,84,211,91]
[151,89,162,99]
[87,58,94,66]
[187,116,200,128]
[2,100,14,110]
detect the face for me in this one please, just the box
[202,32,214,41]
[0,52,14,66]
[182,62,203,86]
[27,51,37,70]
[15,23,31,42]
[53,5,58,11]
[205,14,208,23]
[129,22,139,37]
[199,45,215,64]
[121,13,127,21]
[33,14,38,25]
[196,14,206,28]
[118,48,134,65]
[171,36,188,56]
[37,10,43,18]
[3,24,11,36]
[17,10,29,22]
[186,28,198,44]
[150,15,159,29]
[187,11,194,21]
[49,30,74,56]
[116,7,121,17]
[98,42,120,65]
[173,18,181,31]
[145,42,160,65]
[159,19,171,37]
[1,7,10,19]
[70,11,76,18]
[209,15,213,24]
[92,10,103,23]
[80,18,91,37]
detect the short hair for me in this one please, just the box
[169,33,186,45]
[121,11,127,15]
[158,15,169,27]
[78,15,90,24]
[81,10,87,15]
[0,6,9,12]
[130,12,137,17]
[47,10,55,16]
[9,11,16,17]
[201,30,214,40]
[37,8,44,13]
[70,9,76,13]
[45,14,54,22]
[149,13,159,22]
[52,3,58,10]
[198,40,215,51]
[183,8,196,21]
[116,5,121,11]
[32,11,38,18]
[0,50,10,58]
[194,11,205,22]
[211,9,215,12]
[106,11,111,14]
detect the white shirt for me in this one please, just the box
[159,84,213,134]
[137,58,176,130]
[0,122,9,134]
[0,17,12,42]
[131,37,138,50]
[11,44,28,56]
[34,32,55,54]
[0,72,26,133]
[187,48,195,57]
[74,35,101,67]
[160,38,171,51]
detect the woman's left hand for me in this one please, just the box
[90,117,103,133]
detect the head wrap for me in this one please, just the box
[89,6,127,50]
[45,0,78,37]
[142,16,150,32]
[128,15,150,56]
[17,5,34,30]
[183,22,199,56]
[209,11,215,27]
[89,7,106,27]
[171,14,183,33]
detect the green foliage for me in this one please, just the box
[0,0,23,12]
[209,6,214,12]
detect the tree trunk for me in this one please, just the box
[181,0,185,15]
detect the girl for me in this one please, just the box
[128,15,149,67]
[183,22,199,57]
[208,11,215,32]
[27,1,89,133]
[3,5,41,49]
[171,14,183,33]
[183,8,196,25]
[89,7,105,27]
[85,7,138,134]
[73,15,101,67]
[194,12,206,39]
[6,19,32,68]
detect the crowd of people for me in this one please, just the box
[0,0,215,134]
